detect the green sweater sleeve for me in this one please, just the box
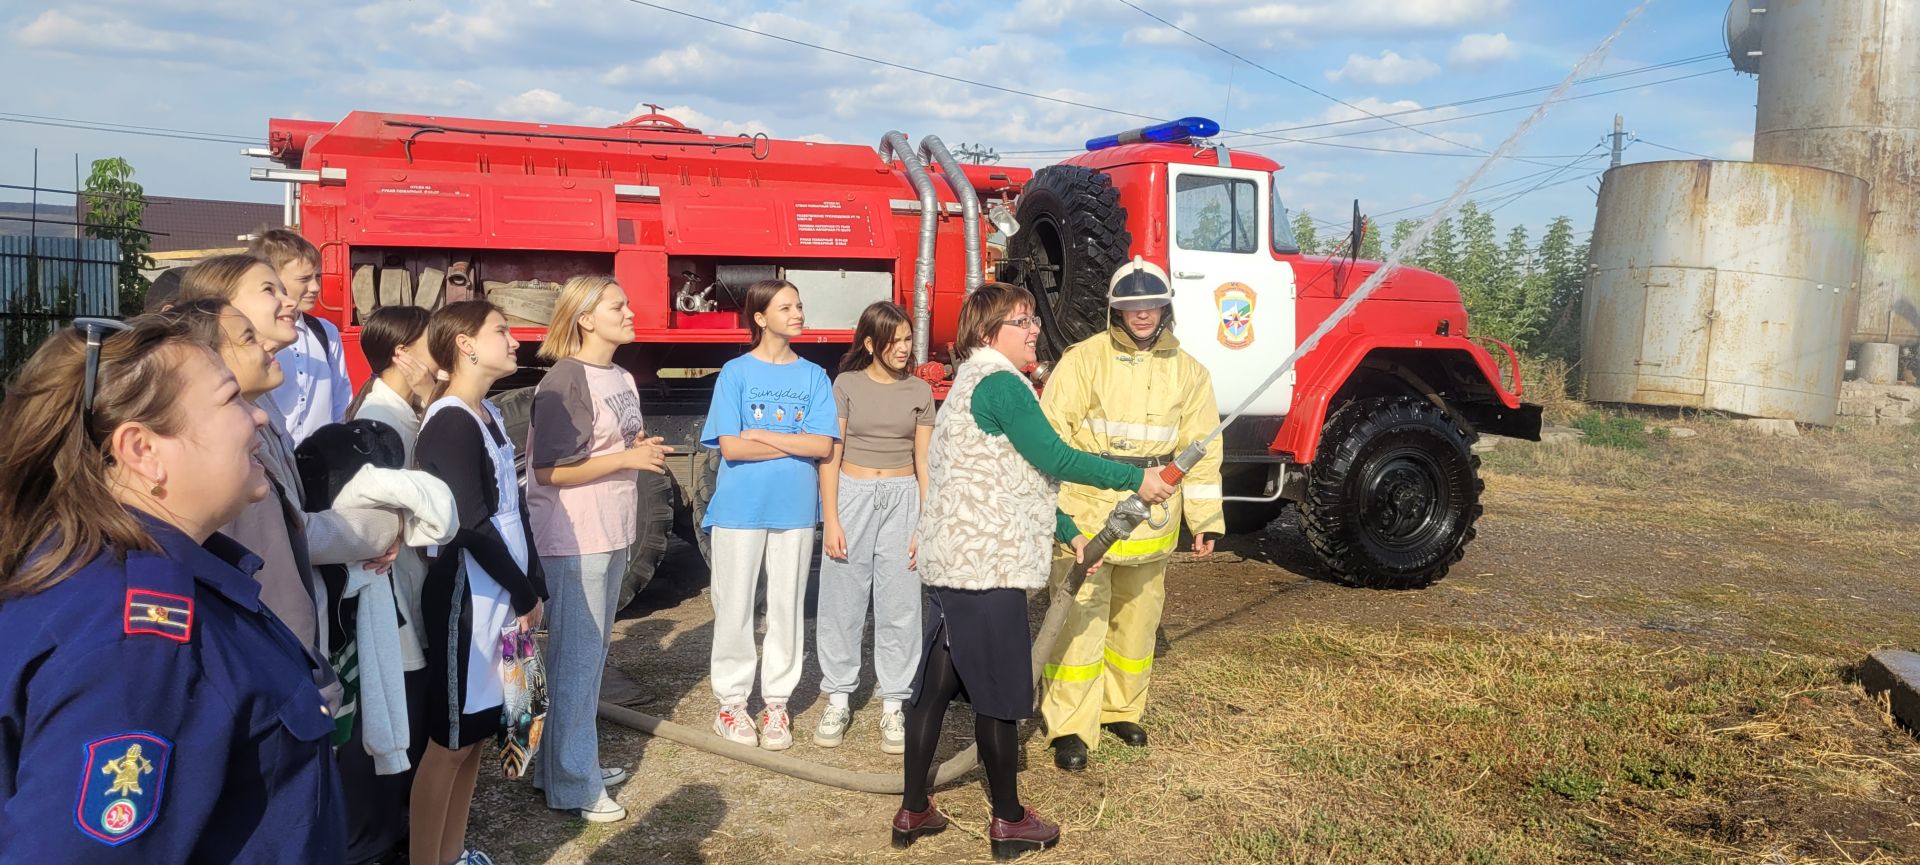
[972,370,1144,492]
[1055,510,1081,544]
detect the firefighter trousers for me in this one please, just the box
[1039,551,1167,750]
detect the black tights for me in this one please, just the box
[901,630,1025,822]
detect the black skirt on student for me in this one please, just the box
[913,585,1033,721]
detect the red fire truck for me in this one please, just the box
[252,109,1540,598]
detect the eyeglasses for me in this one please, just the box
[74,317,131,423]
[998,316,1040,331]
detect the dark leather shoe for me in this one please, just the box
[989,807,1060,860]
[1103,721,1148,747]
[1050,735,1088,771]
[890,799,948,849]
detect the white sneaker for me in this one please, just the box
[455,850,496,865]
[575,794,628,823]
[760,704,793,751]
[880,708,907,755]
[815,704,852,747]
[713,705,758,746]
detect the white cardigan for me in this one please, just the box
[349,379,430,670]
[917,348,1060,592]
[334,465,456,775]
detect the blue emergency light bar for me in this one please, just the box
[1085,117,1221,151]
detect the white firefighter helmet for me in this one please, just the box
[1108,256,1173,311]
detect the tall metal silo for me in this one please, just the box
[1729,0,1920,346]
[1583,160,1867,424]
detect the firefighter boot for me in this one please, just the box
[1103,721,1148,747]
[1051,735,1089,771]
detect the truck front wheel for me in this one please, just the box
[1301,396,1482,589]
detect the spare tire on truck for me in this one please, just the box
[1002,165,1132,361]
[495,386,675,607]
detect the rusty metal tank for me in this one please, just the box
[1583,160,1867,424]
[1729,0,1920,345]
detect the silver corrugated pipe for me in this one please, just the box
[879,132,940,366]
[918,135,983,293]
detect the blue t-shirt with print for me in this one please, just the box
[700,354,840,530]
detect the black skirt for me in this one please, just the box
[420,559,503,750]
[914,586,1033,721]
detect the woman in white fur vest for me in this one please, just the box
[892,283,1175,861]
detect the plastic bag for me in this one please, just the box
[497,627,547,779]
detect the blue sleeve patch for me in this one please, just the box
[75,731,172,846]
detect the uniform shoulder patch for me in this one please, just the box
[75,731,172,846]
[124,589,192,642]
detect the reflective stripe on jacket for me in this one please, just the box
[1041,325,1225,563]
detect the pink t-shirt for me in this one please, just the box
[526,358,645,556]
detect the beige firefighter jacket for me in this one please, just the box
[1041,324,1225,563]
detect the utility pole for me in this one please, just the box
[1610,114,1625,169]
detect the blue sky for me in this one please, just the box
[0,0,1753,242]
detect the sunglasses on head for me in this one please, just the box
[74,317,132,422]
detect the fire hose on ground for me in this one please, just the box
[594,1,1651,794]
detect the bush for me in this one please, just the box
[1572,411,1665,450]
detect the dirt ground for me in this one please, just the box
[468,414,1920,864]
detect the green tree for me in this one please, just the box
[1456,202,1501,320]
[1359,214,1384,261]
[1533,216,1586,361]
[1290,210,1320,255]
[1389,218,1420,261]
[1415,216,1459,278]
[83,157,152,314]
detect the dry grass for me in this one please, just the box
[1015,626,1918,865]
[466,396,1920,865]
[1518,355,1585,426]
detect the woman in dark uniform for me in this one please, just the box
[0,315,345,863]
[899,284,1174,860]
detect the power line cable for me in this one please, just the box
[1632,137,1717,159]
[1111,0,1561,166]
[619,0,1583,163]
[1262,68,1727,146]
[0,114,260,146]
[1222,53,1725,138]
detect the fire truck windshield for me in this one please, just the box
[1270,173,1301,255]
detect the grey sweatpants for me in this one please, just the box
[816,474,923,703]
[532,548,628,810]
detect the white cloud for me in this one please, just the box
[1327,51,1441,87]
[1449,32,1517,66]
[648,105,774,138]
[1234,0,1510,36]
[338,75,487,112]
[494,89,626,127]
[1719,137,1753,160]
[12,7,280,66]
[604,45,713,87]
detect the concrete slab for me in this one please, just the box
[1736,418,1800,437]
[1862,650,1920,735]
[1540,426,1586,445]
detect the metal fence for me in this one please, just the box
[0,236,122,381]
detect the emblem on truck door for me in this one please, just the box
[1214,282,1256,349]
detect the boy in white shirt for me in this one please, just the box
[252,228,352,445]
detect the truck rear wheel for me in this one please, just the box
[1003,165,1131,360]
[1301,396,1482,589]
[688,446,719,565]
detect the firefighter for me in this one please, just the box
[1039,256,1224,771]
